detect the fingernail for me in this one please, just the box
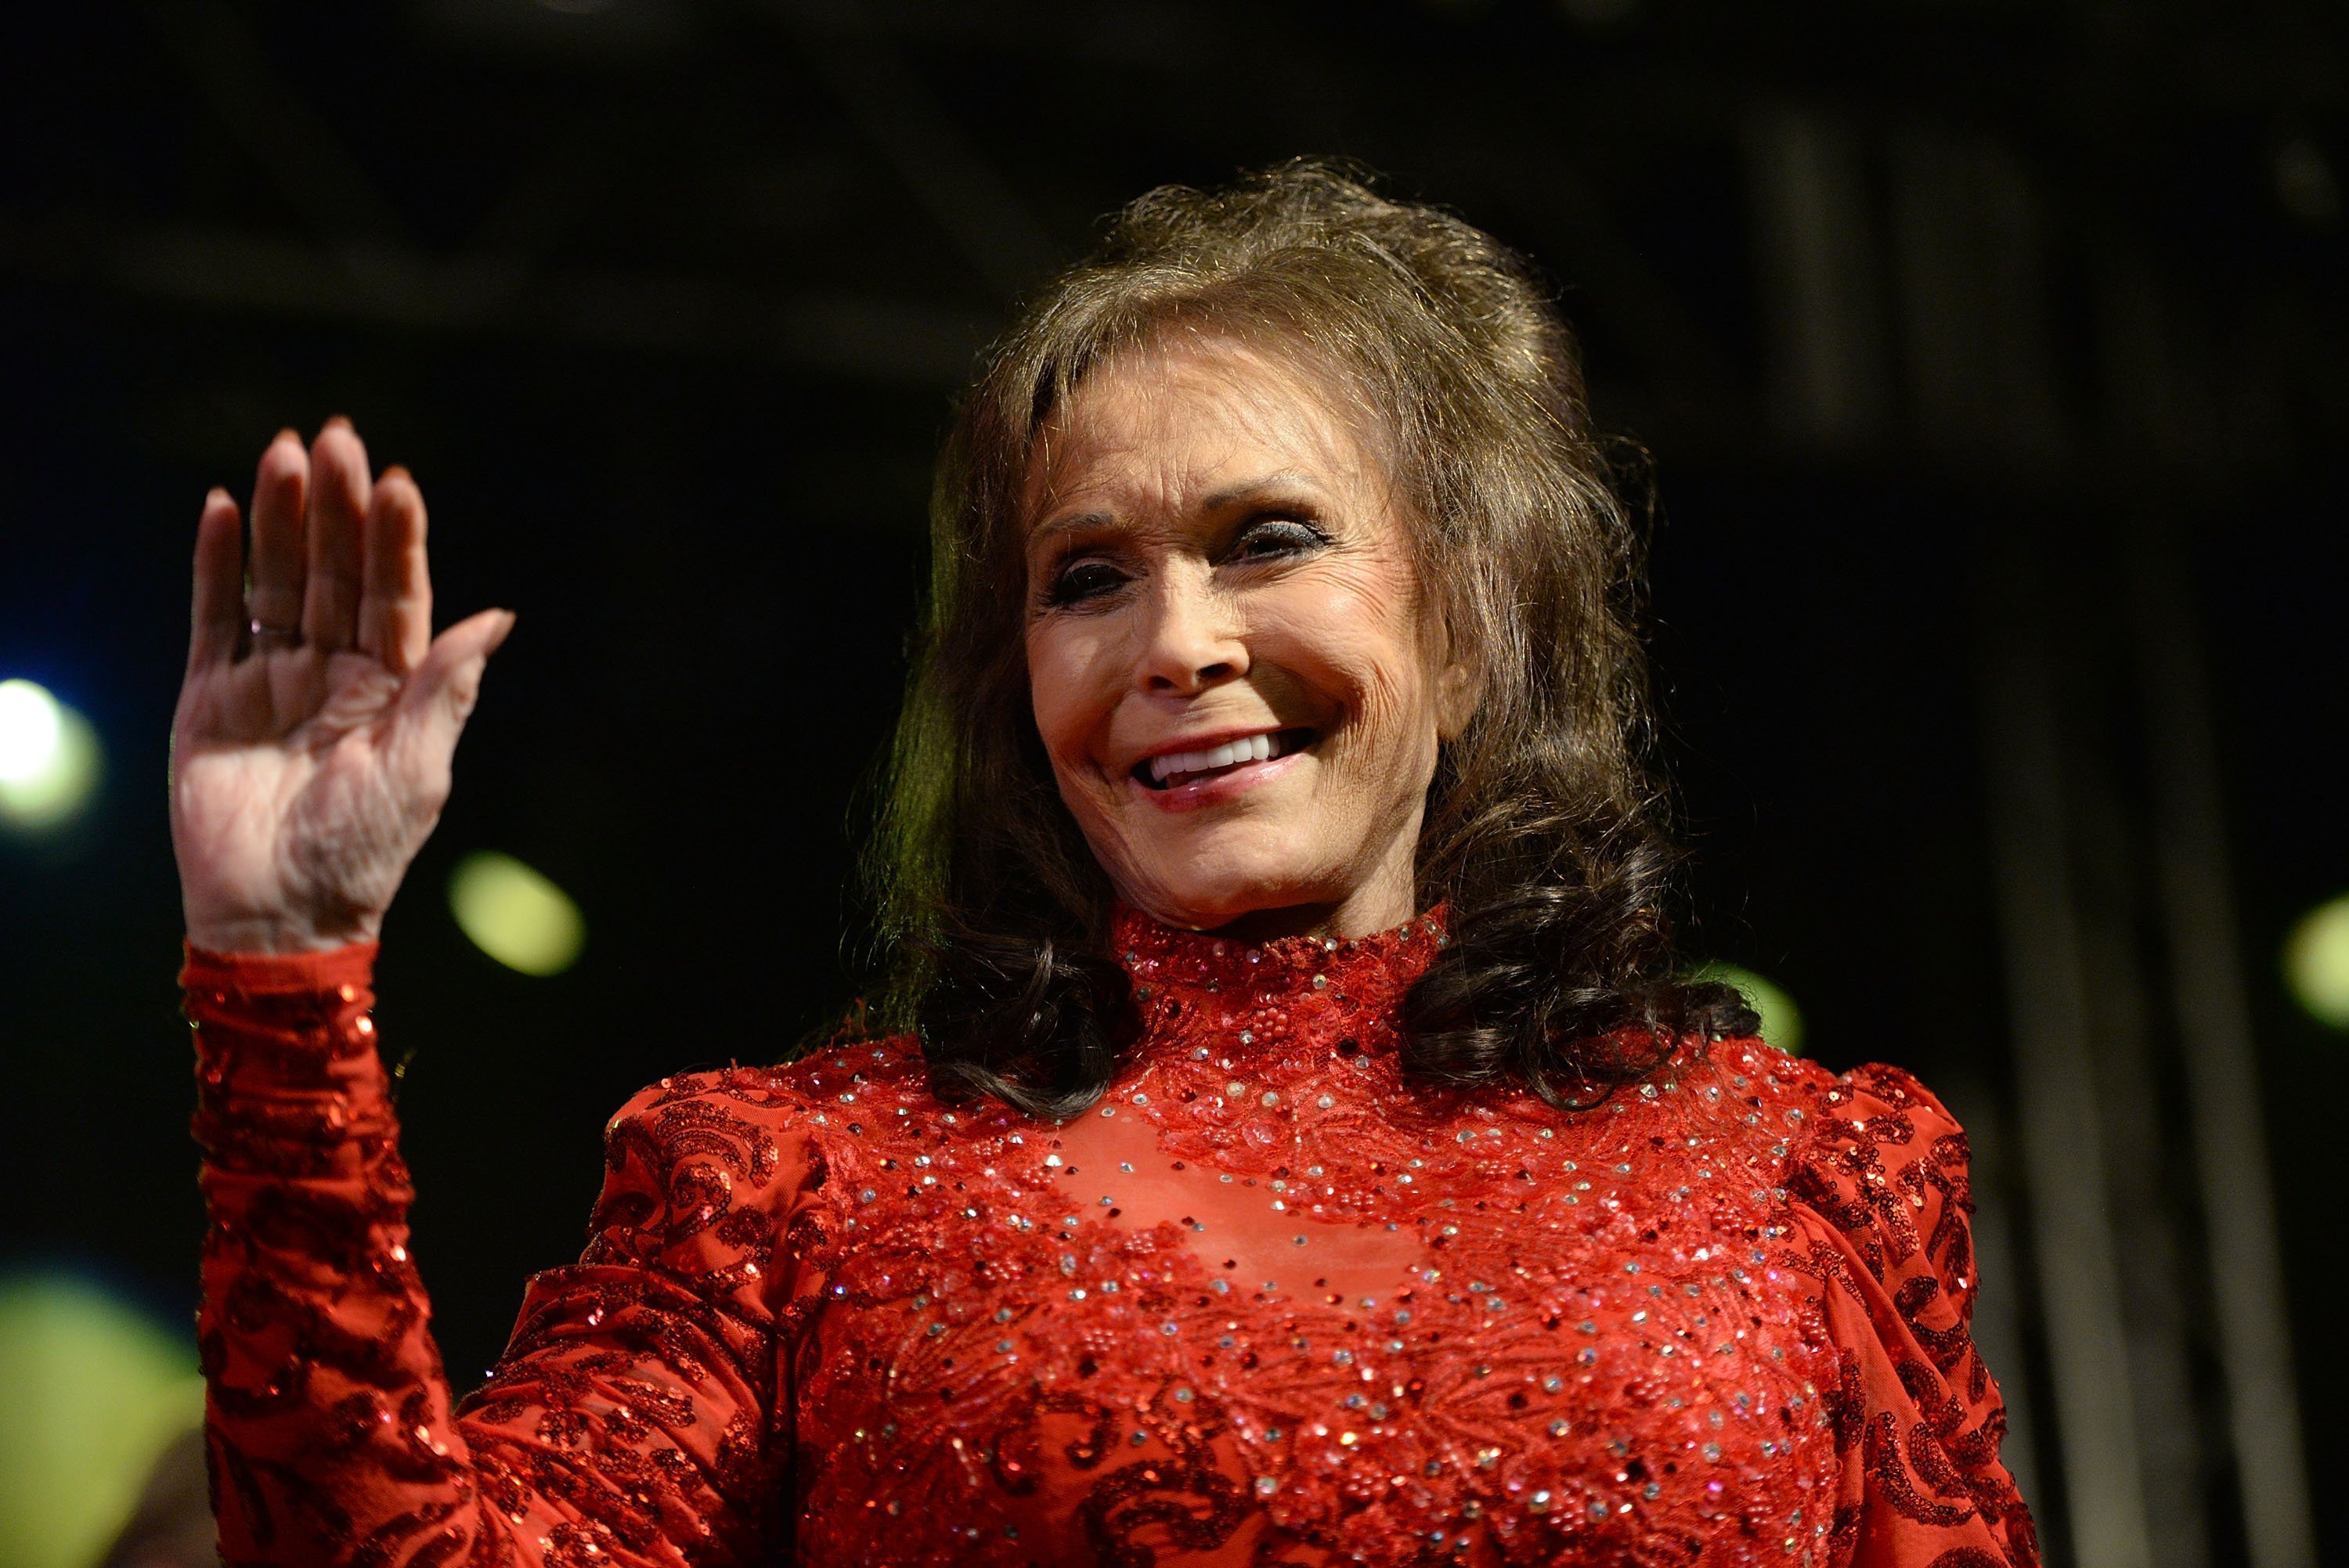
[322,415,354,435]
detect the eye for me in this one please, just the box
[1044,557,1131,607]
[1229,514,1329,561]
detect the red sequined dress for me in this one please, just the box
[188,909,2037,1568]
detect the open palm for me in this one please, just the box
[171,421,513,954]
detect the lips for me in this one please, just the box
[1131,728,1315,790]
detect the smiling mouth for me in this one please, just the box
[1132,728,1317,791]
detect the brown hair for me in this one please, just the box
[863,158,1748,1116]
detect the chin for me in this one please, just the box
[1128,850,1333,932]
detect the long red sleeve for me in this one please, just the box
[1784,1065,2040,1568]
[186,945,813,1568]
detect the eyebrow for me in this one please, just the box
[1029,471,1327,546]
[1200,470,1322,510]
[1027,510,1117,550]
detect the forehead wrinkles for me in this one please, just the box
[1023,337,1392,524]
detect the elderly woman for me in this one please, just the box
[172,164,2036,1567]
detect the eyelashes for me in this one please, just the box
[1043,560,1129,607]
[1038,513,1332,610]
[1232,517,1329,557]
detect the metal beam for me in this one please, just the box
[149,0,411,244]
[1979,535,2155,1568]
[775,0,1059,300]
[0,214,985,384]
[2127,519,2315,1568]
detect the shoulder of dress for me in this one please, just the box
[1676,1035,1961,1141]
[1778,1057,1977,1303]
[592,1070,814,1209]
[605,1034,926,1121]
[1657,1038,1970,1197]
[1802,1060,1966,1155]
[601,1033,1023,1175]
[1660,1031,1835,1116]
[594,1047,901,1188]
[772,1031,933,1094]
[1616,1033,1830,1166]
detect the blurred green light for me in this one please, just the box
[0,680,102,831]
[449,850,585,976]
[1690,961,1804,1055]
[2284,893,2349,1029]
[0,1273,203,1568]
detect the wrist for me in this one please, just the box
[185,914,381,956]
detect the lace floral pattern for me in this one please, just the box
[188,916,2035,1567]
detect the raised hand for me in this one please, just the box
[170,420,514,953]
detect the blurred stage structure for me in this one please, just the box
[1,4,2342,1567]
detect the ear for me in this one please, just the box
[1434,652,1481,743]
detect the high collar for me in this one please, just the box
[1109,903,1446,1085]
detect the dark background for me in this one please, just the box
[0,4,2342,1566]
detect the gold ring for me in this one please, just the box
[247,617,302,651]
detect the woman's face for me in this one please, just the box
[1023,337,1471,939]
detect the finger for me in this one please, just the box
[399,607,516,744]
[188,488,246,672]
[246,430,310,648]
[301,418,370,651]
[359,466,432,673]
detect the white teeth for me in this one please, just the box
[1148,733,1281,784]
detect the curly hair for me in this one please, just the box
[863,158,1751,1117]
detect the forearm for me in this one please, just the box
[188,942,488,1566]
[186,946,787,1568]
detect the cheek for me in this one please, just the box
[1026,621,1118,767]
[1271,577,1435,750]
[1348,661,1438,794]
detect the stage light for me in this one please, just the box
[449,850,585,976]
[0,679,103,831]
[2284,893,2349,1029]
[1690,961,1804,1055]
[0,1272,203,1568]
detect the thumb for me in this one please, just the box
[401,607,516,740]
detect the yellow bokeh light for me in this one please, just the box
[0,1273,203,1568]
[0,679,102,831]
[2283,893,2349,1029]
[1689,961,1805,1055]
[449,850,586,976]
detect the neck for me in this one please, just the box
[1110,898,1446,1087]
[1203,882,1412,944]
[1126,816,1424,945]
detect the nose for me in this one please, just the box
[1138,565,1247,696]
